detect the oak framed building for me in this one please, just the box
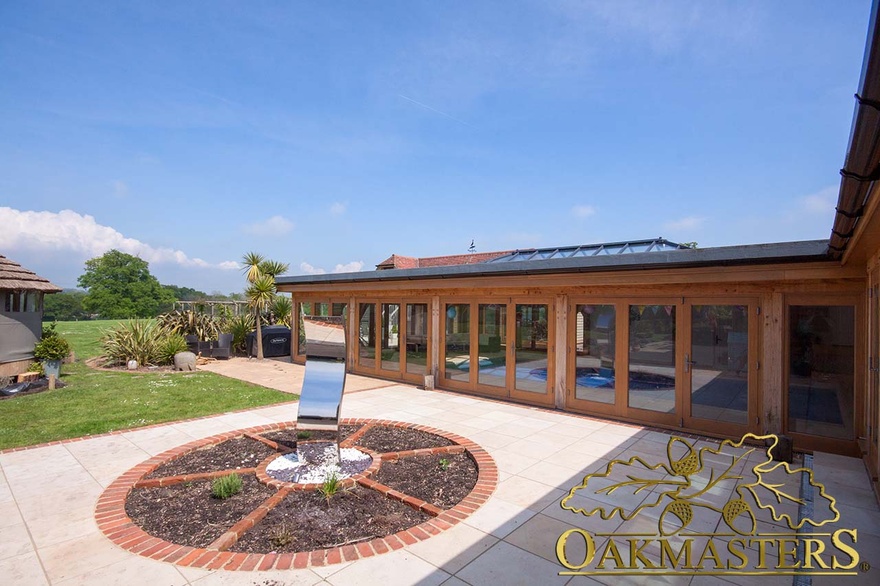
[278,1,880,491]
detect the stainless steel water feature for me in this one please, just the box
[296,314,346,467]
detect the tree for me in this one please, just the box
[241,252,289,359]
[43,289,89,321]
[77,250,175,319]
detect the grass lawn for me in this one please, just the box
[0,320,294,450]
[52,319,120,360]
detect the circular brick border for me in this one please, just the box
[95,418,498,571]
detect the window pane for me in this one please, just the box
[788,306,854,440]
[26,292,36,312]
[381,303,400,371]
[406,304,428,376]
[358,303,376,368]
[444,304,471,383]
[574,305,616,404]
[315,302,330,317]
[690,305,748,424]
[628,305,676,413]
[478,304,507,387]
[296,302,312,356]
[515,304,549,394]
[331,303,347,317]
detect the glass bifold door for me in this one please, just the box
[356,301,429,382]
[568,299,758,436]
[441,300,554,406]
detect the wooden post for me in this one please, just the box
[48,374,56,390]
[431,296,441,380]
[555,294,567,410]
[762,292,785,434]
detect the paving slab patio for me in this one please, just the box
[1,366,879,585]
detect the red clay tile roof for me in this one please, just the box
[375,251,511,270]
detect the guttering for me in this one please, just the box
[830,0,880,260]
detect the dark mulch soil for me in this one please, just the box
[355,425,454,453]
[373,452,478,509]
[147,437,278,479]
[231,486,431,553]
[126,475,276,548]
[123,422,484,555]
[261,424,362,451]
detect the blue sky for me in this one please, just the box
[0,1,873,294]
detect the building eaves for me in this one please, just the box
[830,0,880,259]
[276,240,831,287]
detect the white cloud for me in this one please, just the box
[664,216,706,231]
[299,260,364,275]
[572,204,597,218]
[299,262,326,275]
[329,202,347,215]
[243,215,294,236]
[333,261,363,273]
[112,180,129,198]
[0,207,237,269]
[800,186,838,215]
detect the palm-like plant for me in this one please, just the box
[246,274,276,359]
[241,252,289,360]
[241,252,265,285]
[258,260,289,278]
[271,295,293,327]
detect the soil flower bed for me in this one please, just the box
[97,419,497,571]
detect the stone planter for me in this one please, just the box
[41,359,61,379]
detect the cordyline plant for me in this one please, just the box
[241,252,289,360]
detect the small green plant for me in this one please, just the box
[438,458,450,471]
[223,313,256,354]
[296,430,311,440]
[157,333,189,365]
[212,473,243,499]
[318,473,340,504]
[269,523,295,549]
[27,362,44,374]
[34,334,71,361]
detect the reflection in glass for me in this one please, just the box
[628,305,676,413]
[406,304,429,376]
[478,304,507,387]
[315,303,330,317]
[358,303,376,368]
[331,303,347,317]
[788,306,854,440]
[690,305,748,424]
[296,302,312,356]
[574,305,616,404]
[515,304,549,394]
[381,304,401,371]
[444,304,471,383]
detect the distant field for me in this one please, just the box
[0,319,292,450]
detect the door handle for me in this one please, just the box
[685,353,697,373]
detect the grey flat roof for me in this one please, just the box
[276,240,832,287]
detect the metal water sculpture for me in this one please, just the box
[296,314,347,468]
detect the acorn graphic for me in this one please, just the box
[659,498,693,536]
[722,498,757,535]
[668,438,702,477]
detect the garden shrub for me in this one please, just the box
[211,473,243,499]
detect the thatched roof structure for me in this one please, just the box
[0,255,62,293]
